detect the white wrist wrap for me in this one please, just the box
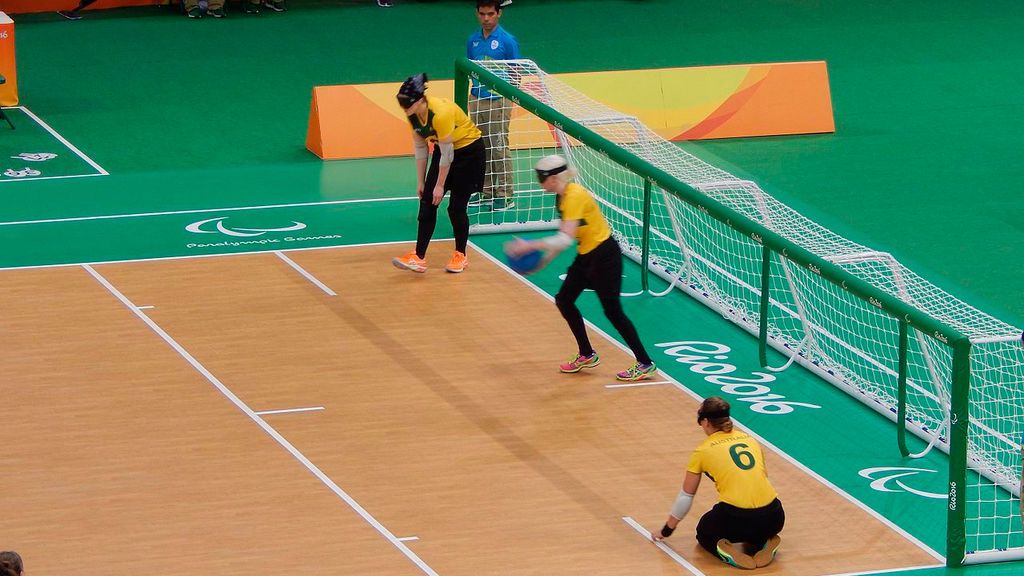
[670,490,694,520]
[542,232,573,251]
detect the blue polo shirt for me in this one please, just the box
[467,25,521,99]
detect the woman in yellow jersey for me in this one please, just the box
[392,73,485,274]
[652,397,785,570]
[506,155,656,382]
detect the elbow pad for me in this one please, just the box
[670,490,694,520]
[438,141,455,167]
[541,232,573,251]
[413,139,429,161]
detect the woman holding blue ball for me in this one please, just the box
[506,155,656,382]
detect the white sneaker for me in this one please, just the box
[491,198,515,211]
[468,194,493,207]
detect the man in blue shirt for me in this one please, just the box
[467,0,521,211]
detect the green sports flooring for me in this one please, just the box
[3,1,1023,573]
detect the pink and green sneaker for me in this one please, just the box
[559,352,600,373]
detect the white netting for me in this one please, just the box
[466,73,559,231]
[466,59,1024,560]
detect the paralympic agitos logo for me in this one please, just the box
[858,467,947,500]
[185,217,306,238]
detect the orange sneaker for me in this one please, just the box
[445,250,468,273]
[392,251,427,273]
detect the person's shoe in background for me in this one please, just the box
[491,198,515,212]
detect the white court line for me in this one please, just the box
[621,516,705,576]
[825,564,943,576]
[23,239,941,571]
[137,305,155,310]
[275,251,336,296]
[0,237,423,273]
[0,196,417,227]
[0,173,106,184]
[8,105,109,176]
[82,263,440,576]
[469,241,946,565]
[397,536,420,542]
[605,380,672,389]
[254,406,325,416]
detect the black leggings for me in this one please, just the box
[695,498,785,555]
[554,237,651,364]
[415,139,485,258]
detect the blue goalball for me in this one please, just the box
[506,248,543,275]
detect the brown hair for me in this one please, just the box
[698,396,732,433]
[0,551,23,576]
[477,0,503,11]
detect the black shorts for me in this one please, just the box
[560,236,624,300]
[423,138,485,203]
[696,498,785,553]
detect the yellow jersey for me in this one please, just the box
[408,95,481,150]
[557,182,612,255]
[686,430,778,509]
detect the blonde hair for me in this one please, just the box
[534,154,577,186]
[552,168,577,186]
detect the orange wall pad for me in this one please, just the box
[0,12,17,106]
[306,61,834,160]
[4,0,157,13]
[306,84,441,160]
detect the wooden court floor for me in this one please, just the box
[1,243,940,575]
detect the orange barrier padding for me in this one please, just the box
[4,0,156,14]
[670,62,835,140]
[306,61,834,160]
[551,61,834,142]
[0,13,17,106]
[306,83,453,160]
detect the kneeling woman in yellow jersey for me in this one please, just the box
[653,397,785,570]
[392,73,485,274]
[506,155,656,382]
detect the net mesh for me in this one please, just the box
[465,59,1024,559]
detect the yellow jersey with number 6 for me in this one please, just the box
[686,430,778,509]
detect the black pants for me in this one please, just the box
[695,498,785,555]
[554,236,652,364]
[415,139,485,258]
